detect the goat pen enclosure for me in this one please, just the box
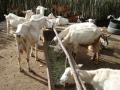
[43,28,120,90]
[0,0,120,22]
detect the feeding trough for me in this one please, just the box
[43,29,85,90]
[43,30,75,90]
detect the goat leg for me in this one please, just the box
[30,47,34,57]
[91,53,96,61]
[18,53,25,72]
[35,44,38,61]
[7,20,10,35]
[17,45,24,72]
[18,54,23,72]
[96,52,100,63]
[26,46,31,71]
[91,52,100,64]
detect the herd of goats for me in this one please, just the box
[3,5,120,90]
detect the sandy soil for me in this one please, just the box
[0,21,48,90]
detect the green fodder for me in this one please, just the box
[46,41,66,85]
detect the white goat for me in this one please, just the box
[36,5,47,15]
[60,65,120,90]
[87,18,95,23]
[4,13,26,34]
[53,22,101,61]
[15,16,52,71]
[24,10,34,20]
[30,6,47,21]
[47,14,69,26]
[46,13,57,27]
[4,11,34,35]
[56,16,69,26]
[107,15,120,21]
[30,14,44,21]
[47,13,56,19]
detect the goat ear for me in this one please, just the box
[77,64,83,69]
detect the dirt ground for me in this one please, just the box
[0,21,120,90]
[0,21,48,90]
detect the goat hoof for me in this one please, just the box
[29,68,33,72]
[90,56,96,61]
[20,68,24,72]
[29,68,36,74]
[30,53,34,57]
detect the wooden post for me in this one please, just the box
[53,28,87,90]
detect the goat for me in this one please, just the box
[60,65,120,90]
[4,11,34,35]
[56,16,69,26]
[23,10,34,20]
[107,15,120,21]
[30,14,44,21]
[53,22,102,62]
[15,16,52,71]
[4,13,26,34]
[46,13,57,27]
[36,5,47,15]
[29,6,47,21]
[47,13,56,19]
[86,18,95,23]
